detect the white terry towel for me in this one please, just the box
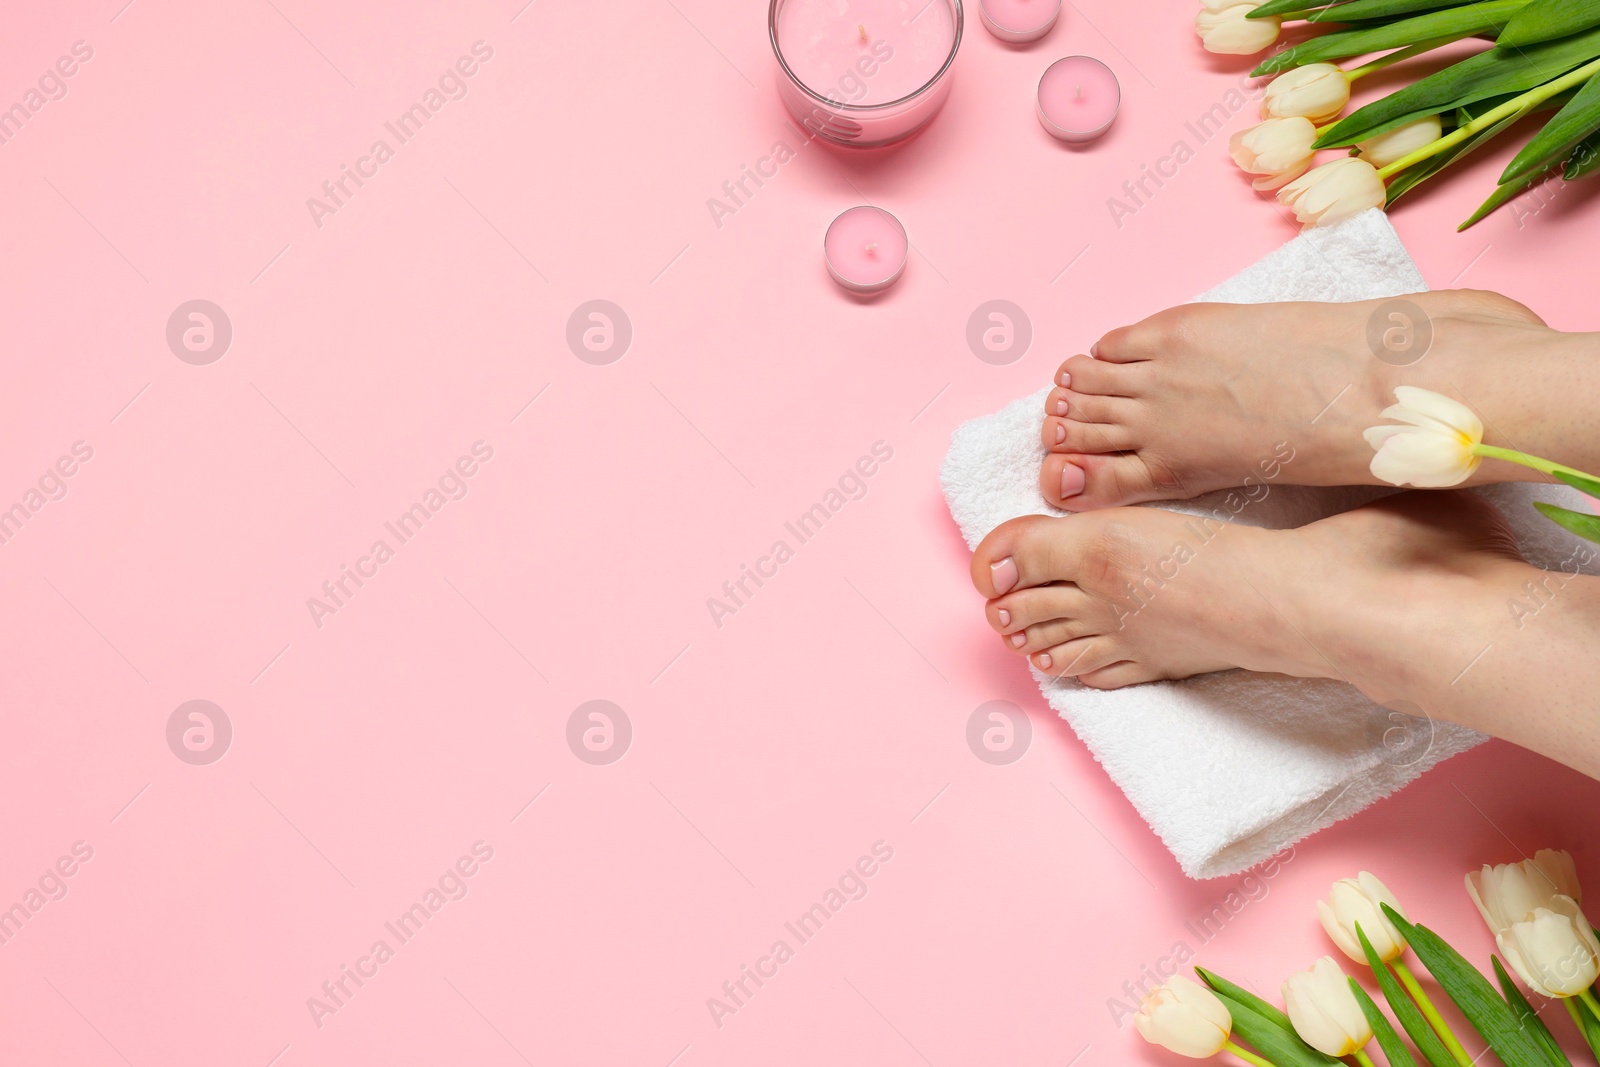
[941,209,1600,880]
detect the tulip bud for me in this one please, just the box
[1498,896,1600,997]
[1261,63,1350,122]
[1277,157,1386,229]
[1196,0,1280,55]
[1356,115,1443,169]
[1229,117,1317,190]
[1135,975,1233,1058]
[1317,871,1409,964]
[1363,387,1484,488]
[1467,849,1582,935]
[1283,957,1374,1057]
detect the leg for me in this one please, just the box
[1038,289,1600,510]
[971,491,1600,780]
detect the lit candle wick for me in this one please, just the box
[858,23,868,42]
[865,242,878,255]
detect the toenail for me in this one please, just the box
[997,608,1011,626]
[1054,423,1066,445]
[1055,399,1068,417]
[1035,653,1052,669]
[1060,463,1085,499]
[1057,370,1070,388]
[1090,342,1100,357]
[1009,632,1026,648]
[990,557,1018,595]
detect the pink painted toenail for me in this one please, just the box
[990,557,1018,595]
[1054,423,1066,445]
[1060,463,1085,499]
[1009,633,1026,648]
[1058,370,1070,388]
[1036,653,1052,669]
[1055,399,1068,417]
[997,608,1011,626]
[1090,342,1100,357]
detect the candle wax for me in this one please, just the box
[824,206,908,293]
[776,0,957,106]
[1037,55,1119,142]
[979,0,1060,42]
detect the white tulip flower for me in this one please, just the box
[1357,115,1443,169]
[1318,872,1409,964]
[1135,975,1233,1058]
[1278,157,1386,228]
[1262,63,1351,122]
[1363,387,1484,488]
[1284,957,1374,1057]
[1498,896,1600,998]
[1196,0,1281,55]
[1229,117,1317,190]
[1467,849,1582,933]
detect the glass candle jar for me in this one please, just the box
[769,0,963,148]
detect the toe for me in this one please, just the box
[970,515,1091,596]
[1041,452,1188,511]
[1030,637,1122,678]
[1079,661,1162,689]
[987,584,1085,634]
[1063,353,1140,397]
[1044,387,1130,426]
[1043,414,1136,454]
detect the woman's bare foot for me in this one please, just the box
[972,490,1536,693]
[1037,289,1600,510]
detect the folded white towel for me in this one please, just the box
[941,209,1600,879]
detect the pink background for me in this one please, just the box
[2,1,1598,1064]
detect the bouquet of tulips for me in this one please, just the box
[1136,852,1600,1067]
[1194,0,1600,229]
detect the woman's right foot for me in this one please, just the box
[1038,289,1589,510]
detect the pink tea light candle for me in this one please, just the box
[1037,55,1120,142]
[770,0,963,148]
[824,206,908,294]
[979,0,1060,43]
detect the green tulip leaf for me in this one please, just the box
[1491,956,1571,1067]
[1566,130,1600,177]
[1196,966,1296,1031]
[1210,988,1345,1067]
[1316,24,1600,148]
[1552,467,1600,498]
[1459,162,1559,228]
[1380,905,1562,1067]
[1499,0,1600,49]
[1563,991,1600,1061]
[1249,0,1479,21]
[1533,502,1600,545]
[1350,978,1422,1067]
[1357,923,1459,1067]
[1501,67,1600,183]
[1254,1,1527,77]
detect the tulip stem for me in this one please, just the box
[1472,443,1600,489]
[1580,987,1600,1024]
[1224,1039,1281,1067]
[1375,55,1600,181]
[1353,1048,1378,1067]
[1345,37,1459,83]
[1393,961,1475,1067]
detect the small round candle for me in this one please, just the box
[979,0,1060,43]
[824,206,907,294]
[1037,55,1120,143]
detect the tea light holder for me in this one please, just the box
[824,206,908,294]
[979,0,1060,43]
[769,0,964,148]
[1036,55,1120,143]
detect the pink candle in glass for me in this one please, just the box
[1037,55,1120,142]
[824,206,907,294]
[769,0,963,147]
[979,0,1060,43]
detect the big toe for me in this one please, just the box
[969,514,1087,597]
[1041,452,1187,511]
